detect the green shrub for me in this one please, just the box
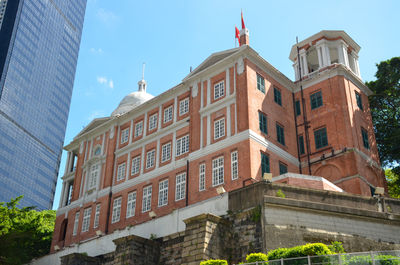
[266,243,332,260]
[344,255,400,265]
[328,241,345,254]
[200,259,228,265]
[246,252,268,263]
[276,189,286,198]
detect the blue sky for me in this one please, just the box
[53,0,400,209]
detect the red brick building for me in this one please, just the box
[51,29,386,252]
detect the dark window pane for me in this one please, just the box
[279,163,288,175]
[314,127,328,149]
[276,124,285,145]
[362,128,370,149]
[259,112,268,135]
[356,92,363,110]
[310,91,323,110]
[299,135,305,154]
[261,153,270,175]
[295,100,301,116]
[274,87,282,105]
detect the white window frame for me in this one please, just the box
[146,149,155,169]
[120,128,129,144]
[158,179,169,207]
[212,156,224,186]
[88,163,100,190]
[163,105,173,123]
[131,156,141,175]
[176,135,189,157]
[149,113,158,131]
[111,197,122,223]
[175,172,186,201]
[73,212,80,236]
[93,204,101,229]
[116,162,126,181]
[134,121,143,137]
[199,163,206,191]
[214,118,225,140]
[142,185,152,213]
[231,151,238,180]
[179,97,189,116]
[126,191,137,218]
[161,142,171,163]
[81,207,91,233]
[214,80,225,100]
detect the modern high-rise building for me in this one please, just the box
[0,0,87,209]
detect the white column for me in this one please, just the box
[173,97,178,122]
[143,113,148,137]
[317,46,323,68]
[293,63,299,80]
[129,121,133,144]
[299,50,308,76]
[200,80,204,109]
[207,79,211,105]
[226,68,230,96]
[172,131,176,162]
[227,106,231,137]
[206,115,211,146]
[338,41,349,67]
[155,139,160,169]
[125,152,131,181]
[140,146,145,175]
[324,45,331,65]
[200,114,203,148]
[158,105,162,129]
[59,182,66,208]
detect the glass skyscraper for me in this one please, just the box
[0,0,87,209]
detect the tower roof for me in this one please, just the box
[289,30,361,61]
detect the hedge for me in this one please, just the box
[200,259,228,265]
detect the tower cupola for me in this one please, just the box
[289,30,361,81]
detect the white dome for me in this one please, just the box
[111,90,153,116]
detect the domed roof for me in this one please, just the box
[111,79,154,116]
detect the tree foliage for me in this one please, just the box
[386,169,400,198]
[366,57,400,197]
[0,196,56,265]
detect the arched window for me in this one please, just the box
[94,146,101,156]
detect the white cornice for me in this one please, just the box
[294,64,372,96]
[249,129,299,166]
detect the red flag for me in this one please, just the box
[241,11,245,29]
[235,26,240,46]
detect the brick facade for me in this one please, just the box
[51,30,386,253]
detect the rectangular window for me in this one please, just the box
[142,186,152,212]
[259,112,268,135]
[361,127,370,149]
[146,149,155,169]
[199,163,206,191]
[131,156,141,175]
[257,73,265,93]
[214,118,225,140]
[176,135,189,156]
[82,207,91,233]
[163,105,173,123]
[356,92,363,110]
[231,151,238,180]
[274,87,282,106]
[126,192,137,218]
[310,91,323,110]
[116,162,126,181]
[279,162,288,175]
[212,156,224,186]
[161,142,171,162]
[121,128,129,144]
[175,173,186,201]
[214,81,225,100]
[93,204,100,228]
[111,197,122,223]
[149,113,158,131]
[298,135,305,155]
[179,97,189,115]
[88,163,100,190]
[73,212,80,236]
[261,153,270,176]
[158,179,169,207]
[314,127,328,149]
[134,121,143,137]
[276,123,285,146]
[295,100,301,116]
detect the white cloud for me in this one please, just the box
[97,76,114,90]
[89,48,104,54]
[97,76,108,85]
[97,8,118,24]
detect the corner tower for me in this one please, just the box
[290,30,386,196]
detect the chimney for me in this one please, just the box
[240,28,249,46]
